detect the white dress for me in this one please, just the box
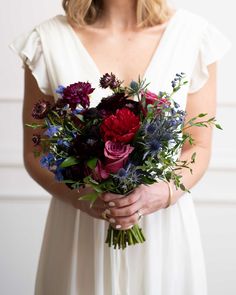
[9,8,231,295]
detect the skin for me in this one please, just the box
[23,0,217,230]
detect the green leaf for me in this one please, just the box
[87,157,98,169]
[180,183,187,191]
[191,152,196,163]
[25,123,45,129]
[60,180,76,184]
[198,113,207,118]
[215,123,223,130]
[60,156,79,168]
[76,114,84,122]
[78,192,99,207]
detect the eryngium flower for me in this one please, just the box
[32,100,51,119]
[32,134,41,146]
[99,73,121,89]
[62,82,95,108]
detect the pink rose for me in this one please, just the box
[145,90,159,105]
[141,90,171,111]
[94,141,134,180]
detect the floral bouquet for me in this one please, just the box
[27,72,221,249]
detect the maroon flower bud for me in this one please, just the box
[32,134,41,146]
[32,100,51,119]
[99,73,121,89]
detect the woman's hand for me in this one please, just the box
[100,182,171,230]
[71,186,108,220]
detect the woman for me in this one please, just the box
[10,0,231,294]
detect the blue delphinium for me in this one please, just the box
[54,159,65,181]
[56,85,65,95]
[40,153,54,169]
[44,124,61,138]
[57,139,70,148]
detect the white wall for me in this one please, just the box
[1,0,235,294]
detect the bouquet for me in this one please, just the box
[27,72,221,249]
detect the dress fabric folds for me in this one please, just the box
[9,8,231,295]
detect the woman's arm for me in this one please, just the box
[101,63,217,229]
[23,66,106,218]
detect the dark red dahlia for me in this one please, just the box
[62,82,94,108]
[97,93,141,117]
[99,73,121,89]
[32,100,51,119]
[32,134,41,146]
[100,108,140,143]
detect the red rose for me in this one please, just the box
[94,141,134,180]
[100,108,140,143]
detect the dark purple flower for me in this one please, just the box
[32,134,41,146]
[99,73,121,89]
[32,100,51,119]
[82,107,101,121]
[97,93,140,117]
[70,125,104,160]
[62,82,94,108]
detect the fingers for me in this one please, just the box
[107,198,143,217]
[101,188,142,208]
[110,210,140,230]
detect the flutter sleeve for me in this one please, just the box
[9,29,52,96]
[188,22,231,93]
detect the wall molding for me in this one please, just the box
[0,196,51,202]
[1,97,236,108]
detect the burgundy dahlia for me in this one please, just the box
[32,134,41,146]
[62,82,94,108]
[97,92,141,117]
[99,73,121,89]
[32,100,51,119]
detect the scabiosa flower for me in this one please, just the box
[62,82,95,108]
[99,73,121,89]
[32,134,41,146]
[32,100,51,119]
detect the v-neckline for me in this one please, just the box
[61,9,181,85]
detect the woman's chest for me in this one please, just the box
[71,26,167,86]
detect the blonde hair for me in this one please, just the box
[62,0,172,28]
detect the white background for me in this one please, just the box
[0,0,235,294]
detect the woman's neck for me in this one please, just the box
[96,0,138,31]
